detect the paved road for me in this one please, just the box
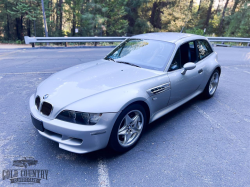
[0,47,250,187]
[0,44,32,49]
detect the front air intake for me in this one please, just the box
[41,102,53,116]
[35,96,40,110]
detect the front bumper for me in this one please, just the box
[29,94,119,154]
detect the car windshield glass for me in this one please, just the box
[104,39,175,71]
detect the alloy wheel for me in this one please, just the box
[117,110,144,147]
[209,71,219,95]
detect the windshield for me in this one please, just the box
[105,39,175,71]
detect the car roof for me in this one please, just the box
[131,32,205,43]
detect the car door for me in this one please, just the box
[167,41,205,105]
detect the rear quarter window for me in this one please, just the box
[197,40,213,60]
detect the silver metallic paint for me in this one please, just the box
[30,33,221,153]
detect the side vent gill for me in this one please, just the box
[147,83,170,96]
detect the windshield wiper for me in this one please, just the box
[107,57,140,68]
[116,61,141,68]
[107,57,116,63]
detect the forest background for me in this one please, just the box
[0,0,249,43]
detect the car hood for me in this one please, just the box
[37,59,163,110]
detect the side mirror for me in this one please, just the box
[181,62,196,75]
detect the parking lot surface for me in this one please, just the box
[0,47,250,186]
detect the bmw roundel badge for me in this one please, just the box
[43,94,49,99]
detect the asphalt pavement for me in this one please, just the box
[0,46,250,186]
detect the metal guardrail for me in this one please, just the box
[24,36,128,47]
[24,36,250,47]
[207,37,250,43]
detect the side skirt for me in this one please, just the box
[149,91,202,123]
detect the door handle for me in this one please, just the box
[198,69,203,74]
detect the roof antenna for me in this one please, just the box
[180,20,188,33]
[180,13,191,33]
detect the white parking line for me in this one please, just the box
[214,98,250,123]
[192,104,245,148]
[243,71,250,74]
[98,158,110,187]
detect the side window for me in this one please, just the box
[196,40,213,60]
[179,41,197,67]
[189,42,194,49]
[188,41,197,63]
[169,48,181,72]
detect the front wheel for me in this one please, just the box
[202,69,220,99]
[108,104,147,152]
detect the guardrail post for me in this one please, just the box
[65,42,68,47]
[94,42,97,47]
[247,43,250,47]
[32,43,35,48]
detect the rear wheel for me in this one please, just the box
[202,69,220,99]
[108,104,147,152]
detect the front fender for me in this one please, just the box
[57,73,170,121]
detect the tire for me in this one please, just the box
[202,69,220,99]
[108,104,147,152]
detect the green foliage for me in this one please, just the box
[225,2,250,37]
[0,0,249,43]
[186,28,204,35]
[104,0,128,36]
[7,0,39,21]
[15,40,23,44]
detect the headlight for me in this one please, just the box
[56,110,102,125]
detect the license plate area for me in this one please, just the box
[31,114,44,132]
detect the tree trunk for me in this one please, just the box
[215,0,221,14]
[80,1,84,36]
[56,0,59,31]
[150,1,163,29]
[150,2,157,28]
[72,0,76,36]
[197,0,203,13]
[16,18,22,40]
[20,15,24,40]
[5,1,10,40]
[204,0,214,28]
[27,20,31,37]
[218,0,229,35]
[59,0,63,35]
[231,0,240,15]
[189,0,193,13]
[124,6,138,34]
[27,0,31,37]
[48,0,51,31]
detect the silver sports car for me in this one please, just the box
[30,32,221,153]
